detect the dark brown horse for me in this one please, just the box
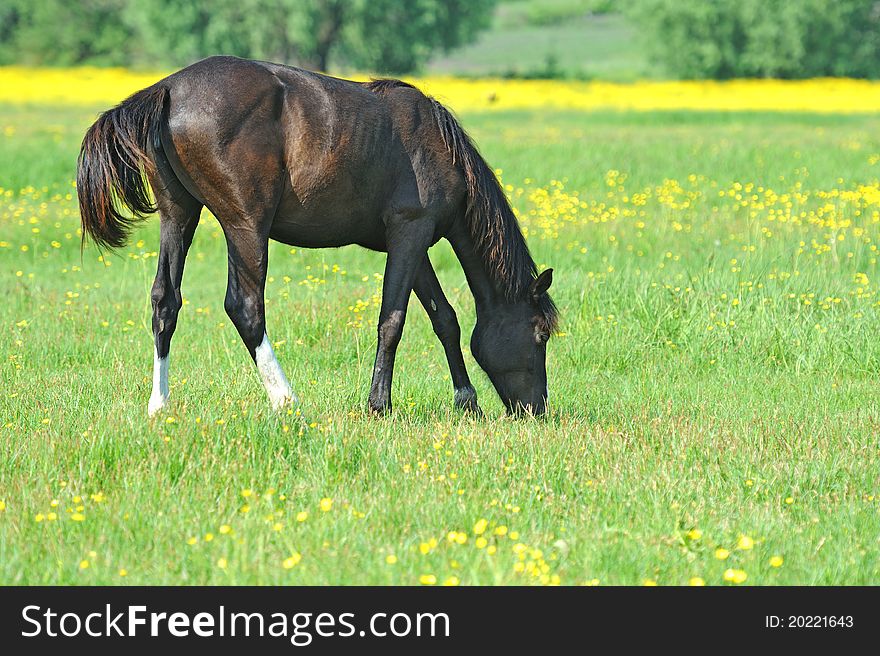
[77,56,557,417]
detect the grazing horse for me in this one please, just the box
[76,56,557,417]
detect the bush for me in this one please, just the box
[628,0,880,79]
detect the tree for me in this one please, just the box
[628,0,880,79]
[340,0,497,73]
[0,0,134,66]
[0,0,498,73]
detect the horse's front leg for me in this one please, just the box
[368,218,436,414]
[412,255,482,415]
[222,225,296,410]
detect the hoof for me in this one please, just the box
[368,398,391,416]
[454,386,482,416]
[462,402,484,418]
[148,394,169,418]
[269,391,297,412]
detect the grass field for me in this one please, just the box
[2,78,880,585]
[427,12,651,80]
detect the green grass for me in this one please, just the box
[1,102,880,585]
[426,12,653,80]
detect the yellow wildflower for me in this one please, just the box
[723,569,747,584]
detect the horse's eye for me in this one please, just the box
[536,332,549,345]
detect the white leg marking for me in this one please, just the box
[255,333,296,410]
[148,348,170,417]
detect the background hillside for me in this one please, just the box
[427,0,654,80]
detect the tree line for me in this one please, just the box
[629,0,880,79]
[2,1,879,79]
[0,0,496,74]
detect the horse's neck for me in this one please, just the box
[447,222,503,320]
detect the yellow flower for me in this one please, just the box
[272,522,283,532]
[118,569,128,577]
[643,579,658,586]
[475,537,488,549]
[419,574,437,585]
[385,554,398,565]
[737,535,755,550]
[769,555,784,568]
[723,568,747,584]
[71,513,85,522]
[494,525,508,536]
[35,513,45,522]
[219,524,231,534]
[282,553,302,569]
[319,498,333,512]
[689,577,705,586]
[714,548,730,560]
[686,528,702,541]
[473,518,488,535]
[784,497,794,505]
[443,576,460,586]
[296,511,309,522]
[241,488,253,498]
[217,558,228,569]
[47,512,57,521]
[204,533,214,542]
[0,500,5,511]
[186,537,198,545]
[79,560,89,570]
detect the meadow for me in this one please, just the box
[1,71,880,585]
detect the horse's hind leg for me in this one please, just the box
[222,225,295,410]
[412,256,481,415]
[148,190,202,416]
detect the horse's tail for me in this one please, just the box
[77,85,169,250]
[427,97,536,302]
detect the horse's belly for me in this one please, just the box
[269,211,387,251]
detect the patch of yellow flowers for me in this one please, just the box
[3,66,880,114]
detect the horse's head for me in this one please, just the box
[471,269,555,416]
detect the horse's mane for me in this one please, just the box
[365,78,558,333]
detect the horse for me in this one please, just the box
[76,55,557,418]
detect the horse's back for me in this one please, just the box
[157,56,463,249]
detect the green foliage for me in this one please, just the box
[629,0,880,79]
[340,0,496,73]
[0,0,134,66]
[0,0,497,73]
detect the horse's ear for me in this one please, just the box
[530,268,553,302]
